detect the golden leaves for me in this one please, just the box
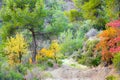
[5,33,28,65]
[36,40,60,62]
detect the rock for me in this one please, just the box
[85,28,98,39]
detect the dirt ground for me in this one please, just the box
[45,65,119,80]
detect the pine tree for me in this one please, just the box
[0,0,47,62]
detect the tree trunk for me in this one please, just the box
[19,52,22,63]
[30,28,37,63]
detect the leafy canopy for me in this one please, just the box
[0,0,47,32]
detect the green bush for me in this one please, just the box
[78,53,101,67]
[78,39,101,66]
[106,75,118,80]
[59,29,84,55]
[59,20,94,55]
[64,9,83,22]
[0,63,23,80]
[113,53,120,71]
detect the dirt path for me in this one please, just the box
[46,65,111,80]
[25,59,118,80]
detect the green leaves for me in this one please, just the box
[1,0,47,29]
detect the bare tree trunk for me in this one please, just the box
[30,28,37,63]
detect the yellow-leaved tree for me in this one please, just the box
[5,33,28,65]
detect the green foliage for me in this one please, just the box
[45,10,69,35]
[78,51,101,67]
[59,29,83,55]
[113,53,120,71]
[64,9,82,22]
[106,75,118,80]
[78,39,101,66]
[44,0,69,36]
[72,0,88,9]
[0,23,16,42]
[71,0,108,29]
[0,0,48,62]
[59,20,94,55]
[0,0,47,38]
[105,0,120,19]
[81,0,105,21]
[0,62,23,80]
[45,0,64,10]
[17,63,33,75]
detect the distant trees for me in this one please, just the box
[65,0,120,29]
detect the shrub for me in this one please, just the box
[96,27,120,62]
[4,33,28,65]
[36,40,60,64]
[113,53,120,71]
[64,9,82,22]
[0,62,23,80]
[106,75,118,80]
[58,20,94,56]
[59,29,84,55]
[78,39,101,66]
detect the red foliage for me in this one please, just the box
[106,19,120,28]
[109,36,120,53]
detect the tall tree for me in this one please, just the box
[0,0,47,62]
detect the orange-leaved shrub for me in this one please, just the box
[96,20,120,62]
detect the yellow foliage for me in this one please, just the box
[36,40,60,62]
[5,33,28,65]
[40,48,48,56]
[29,58,32,64]
[50,40,60,53]
[98,27,117,38]
[45,49,54,58]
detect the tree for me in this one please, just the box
[0,0,47,62]
[5,33,28,65]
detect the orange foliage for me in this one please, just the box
[96,27,120,62]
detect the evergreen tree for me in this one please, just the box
[0,0,47,62]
